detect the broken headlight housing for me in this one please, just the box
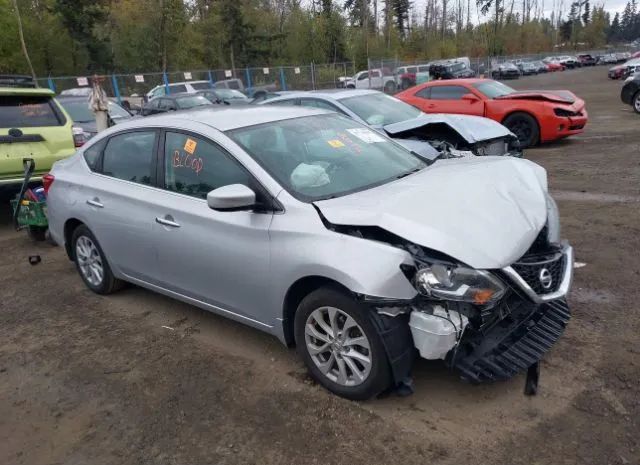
[414,264,506,307]
[546,193,561,244]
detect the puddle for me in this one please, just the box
[551,190,640,203]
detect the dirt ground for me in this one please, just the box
[1,66,638,465]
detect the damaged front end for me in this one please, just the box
[383,114,523,159]
[344,223,573,386]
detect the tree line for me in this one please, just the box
[1,0,637,78]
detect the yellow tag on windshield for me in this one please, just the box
[327,139,345,148]
[184,138,197,154]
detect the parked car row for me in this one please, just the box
[608,57,640,80]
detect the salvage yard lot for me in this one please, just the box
[0,66,638,465]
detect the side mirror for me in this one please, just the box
[461,93,480,102]
[207,184,256,211]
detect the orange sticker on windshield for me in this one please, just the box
[184,138,197,154]
[327,139,345,148]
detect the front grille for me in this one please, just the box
[451,298,571,383]
[512,252,566,294]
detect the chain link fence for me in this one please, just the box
[35,46,636,104]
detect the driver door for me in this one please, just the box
[427,85,484,116]
[151,130,273,323]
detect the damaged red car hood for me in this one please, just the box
[495,90,577,104]
[314,157,548,270]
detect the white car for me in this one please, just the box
[145,80,213,101]
[345,69,397,93]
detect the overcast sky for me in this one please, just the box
[406,0,631,24]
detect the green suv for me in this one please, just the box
[1,76,75,185]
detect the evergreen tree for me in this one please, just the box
[582,0,590,24]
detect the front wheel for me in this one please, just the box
[294,286,392,400]
[503,112,540,148]
[633,91,640,114]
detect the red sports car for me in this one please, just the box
[546,61,566,72]
[395,79,587,147]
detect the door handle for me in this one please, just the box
[86,198,104,208]
[155,216,181,228]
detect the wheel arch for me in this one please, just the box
[281,275,353,347]
[63,218,85,260]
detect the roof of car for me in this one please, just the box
[263,88,380,101]
[115,106,329,132]
[421,78,488,86]
[0,87,55,96]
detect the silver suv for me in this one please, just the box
[47,107,573,400]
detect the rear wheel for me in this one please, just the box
[71,225,122,295]
[503,112,540,148]
[633,91,640,114]
[294,286,392,400]
[384,81,397,93]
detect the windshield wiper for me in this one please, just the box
[395,167,423,180]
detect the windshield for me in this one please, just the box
[175,95,211,109]
[216,89,247,100]
[339,93,421,126]
[227,114,427,202]
[0,95,63,128]
[60,99,130,122]
[473,81,516,99]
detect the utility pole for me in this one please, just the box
[11,0,37,83]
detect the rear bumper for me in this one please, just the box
[0,175,42,186]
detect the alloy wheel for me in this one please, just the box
[634,94,640,113]
[75,236,104,286]
[304,306,372,387]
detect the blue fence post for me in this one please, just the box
[47,77,56,93]
[208,70,215,85]
[244,68,252,95]
[163,72,170,94]
[279,67,287,91]
[111,75,122,104]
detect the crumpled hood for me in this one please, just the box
[382,113,514,144]
[314,157,548,269]
[495,90,577,104]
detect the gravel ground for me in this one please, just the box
[0,66,638,465]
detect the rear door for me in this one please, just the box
[0,93,74,181]
[83,129,161,282]
[426,85,484,116]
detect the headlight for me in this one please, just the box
[414,264,506,306]
[546,193,561,244]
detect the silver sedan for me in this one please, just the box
[47,107,573,399]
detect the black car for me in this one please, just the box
[140,93,212,116]
[621,73,640,114]
[57,95,133,146]
[429,62,475,80]
[197,89,251,105]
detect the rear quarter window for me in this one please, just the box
[0,95,64,128]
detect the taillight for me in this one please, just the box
[72,126,86,147]
[43,174,55,194]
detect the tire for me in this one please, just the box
[27,226,47,242]
[384,81,397,93]
[503,112,540,148]
[71,225,122,295]
[294,286,392,400]
[633,91,640,114]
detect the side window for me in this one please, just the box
[102,131,156,185]
[83,138,106,171]
[370,70,381,78]
[164,132,250,199]
[407,67,417,74]
[415,87,431,99]
[429,86,468,100]
[357,72,369,81]
[169,84,187,94]
[151,87,165,98]
[299,98,341,113]
[418,65,430,72]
